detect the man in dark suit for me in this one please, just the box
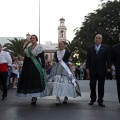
[86,34,111,107]
[112,33,120,103]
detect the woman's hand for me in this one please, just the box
[107,68,111,73]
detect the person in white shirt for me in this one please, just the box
[11,58,19,88]
[17,56,23,76]
[0,44,12,100]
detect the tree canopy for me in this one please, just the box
[74,0,120,51]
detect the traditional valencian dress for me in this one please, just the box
[17,44,46,97]
[45,49,81,98]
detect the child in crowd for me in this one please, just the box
[11,58,19,88]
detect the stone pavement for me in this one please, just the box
[0,80,120,120]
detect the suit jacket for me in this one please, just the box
[86,44,111,75]
[112,43,120,78]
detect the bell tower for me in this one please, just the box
[58,18,67,43]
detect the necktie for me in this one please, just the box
[95,46,99,54]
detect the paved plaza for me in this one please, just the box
[0,80,120,120]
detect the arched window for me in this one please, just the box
[61,31,64,38]
[60,22,64,26]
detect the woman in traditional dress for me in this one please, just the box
[45,40,81,105]
[17,34,46,105]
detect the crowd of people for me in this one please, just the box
[0,33,120,107]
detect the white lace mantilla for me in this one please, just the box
[25,44,44,57]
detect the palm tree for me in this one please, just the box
[3,38,29,57]
[66,40,78,59]
[76,40,91,62]
[66,39,88,63]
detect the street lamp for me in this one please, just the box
[39,0,40,44]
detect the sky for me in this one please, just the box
[0,0,102,44]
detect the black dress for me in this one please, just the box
[17,44,45,97]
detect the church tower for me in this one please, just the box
[58,18,67,43]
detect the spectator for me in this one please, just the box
[0,44,12,100]
[111,64,115,80]
[11,58,19,88]
[75,61,80,80]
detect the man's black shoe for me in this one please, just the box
[31,97,37,105]
[88,101,95,105]
[98,103,105,107]
[2,97,7,101]
[56,103,60,106]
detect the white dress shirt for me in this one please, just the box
[0,51,12,66]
